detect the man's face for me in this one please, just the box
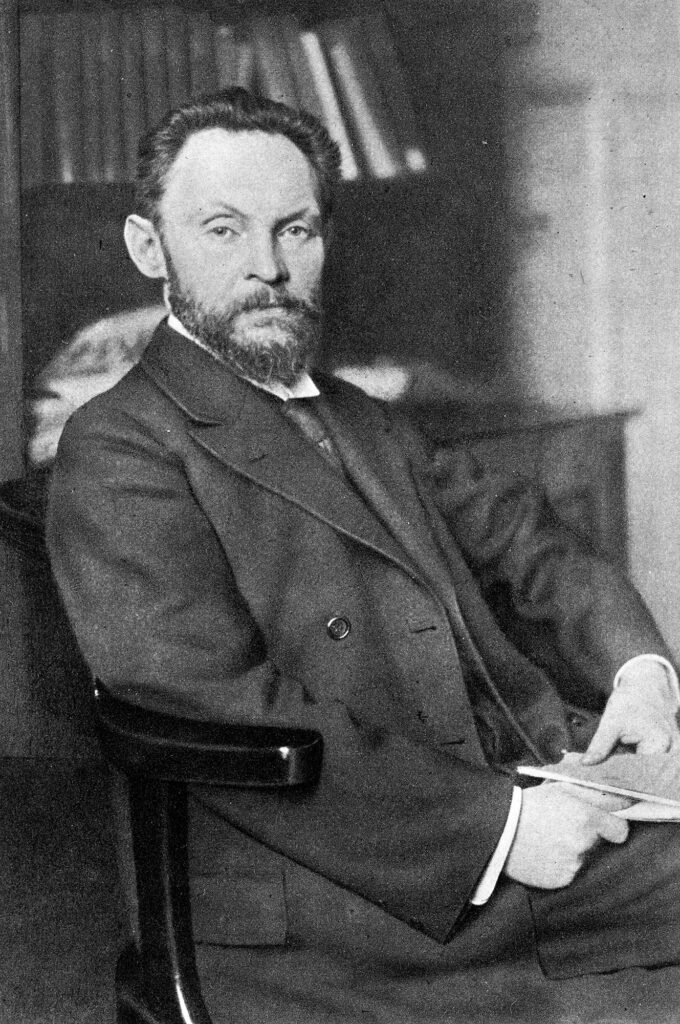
[157,128,326,384]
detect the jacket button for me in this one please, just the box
[326,616,351,641]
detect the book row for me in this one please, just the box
[20,5,428,189]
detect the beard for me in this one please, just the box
[165,264,322,387]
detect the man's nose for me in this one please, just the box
[244,231,289,285]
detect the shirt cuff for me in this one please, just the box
[470,786,523,906]
[612,654,680,704]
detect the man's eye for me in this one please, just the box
[280,224,311,239]
[209,225,237,238]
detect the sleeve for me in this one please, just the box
[613,655,680,702]
[46,399,515,944]
[395,416,674,704]
[470,786,522,905]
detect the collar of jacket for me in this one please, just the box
[139,318,253,426]
[139,319,400,449]
[137,319,426,577]
[140,319,375,428]
[139,321,451,595]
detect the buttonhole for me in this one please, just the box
[409,624,438,634]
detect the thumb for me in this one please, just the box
[595,811,629,845]
[581,718,619,765]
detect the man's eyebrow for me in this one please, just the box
[199,205,244,224]
[275,208,323,230]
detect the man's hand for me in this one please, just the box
[503,782,629,889]
[582,660,680,766]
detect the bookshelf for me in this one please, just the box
[18,2,428,189]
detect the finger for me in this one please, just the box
[595,813,629,845]
[583,790,634,812]
[581,719,621,765]
[555,783,633,812]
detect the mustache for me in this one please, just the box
[235,288,321,320]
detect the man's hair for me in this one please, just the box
[135,87,342,228]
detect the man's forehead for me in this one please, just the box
[161,128,320,219]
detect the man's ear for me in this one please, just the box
[124,214,168,279]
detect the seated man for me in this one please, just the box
[46,89,680,1022]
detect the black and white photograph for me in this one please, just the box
[2,2,680,1021]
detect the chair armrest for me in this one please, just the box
[95,685,324,1024]
[94,683,323,787]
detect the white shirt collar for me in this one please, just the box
[166,313,320,402]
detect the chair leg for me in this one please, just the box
[116,943,164,1024]
[125,779,215,1024]
[116,942,215,1024]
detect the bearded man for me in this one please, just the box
[47,89,680,1022]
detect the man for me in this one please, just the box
[47,89,680,1021]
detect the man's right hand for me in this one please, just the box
[503,782,630,889]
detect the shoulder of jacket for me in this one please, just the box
[60,360,190,454]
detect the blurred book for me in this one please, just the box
[278,15,324,123]
[188,11,217,98]
[249,16,298,107]
[214,23,237,89]
[318,16,404,179]
[99,8,124,183]
[165,6,191,108]
[50,11,82,184]
[121,11,145,180]
[361,8,428,173]
[20,12,50,188]
[235,33,256,90]
[79,10,104,182]
[140,7,168,128]
[298,29,360,181]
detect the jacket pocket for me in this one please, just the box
[190,866,287,947]
[188,792,287,947]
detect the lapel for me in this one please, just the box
[140,323,432,587]
[314,380,465,600]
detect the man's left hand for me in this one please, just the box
[582,660,680,765]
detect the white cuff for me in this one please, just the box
[470,786,522,906]
[612,654,680,704]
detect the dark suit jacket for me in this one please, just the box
[46,321,671,954]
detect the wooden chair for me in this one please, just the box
[96,686,323,1024]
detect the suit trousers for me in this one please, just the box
[194,820,680,1023]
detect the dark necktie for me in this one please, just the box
[282,399,346,476]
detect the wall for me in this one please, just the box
[500,0,680,650]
